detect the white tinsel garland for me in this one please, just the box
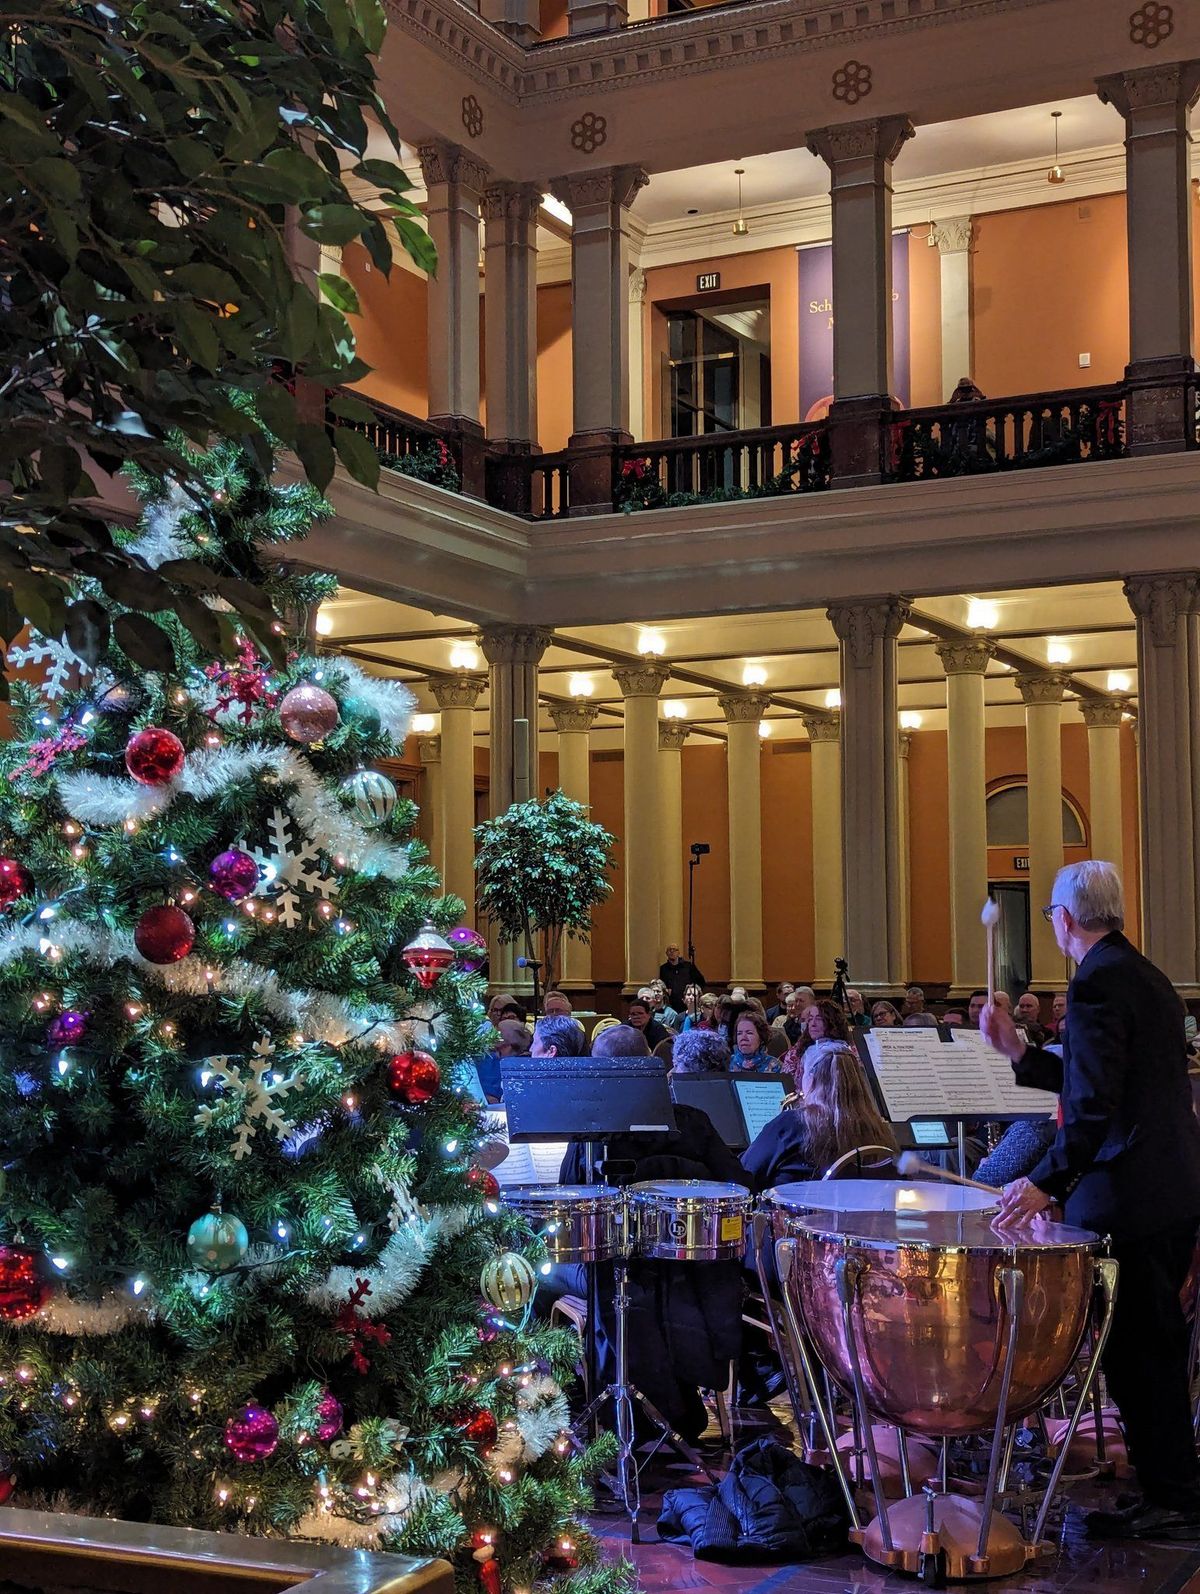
[36,1290,156,1336]
[57,745,411,882]
[0,921,412,1051]
[307,1207,474,1318]
[292,1472,431,1547]
[323,658,416,746]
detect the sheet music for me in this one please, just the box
[734,1078,787,1143]
[865,1027,1056,1119]
[493,1136,569,1186]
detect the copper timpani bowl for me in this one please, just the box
[780,1199,1100,1437]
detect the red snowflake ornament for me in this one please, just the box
[335,1277,392,1374]
[204,639,280,728]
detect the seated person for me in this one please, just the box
[870,999,902,1028]
[530,1014,586,1059]
[975,1117,1058,1188]
[476,1017,531,1101]
[559,1023,748,1444]
[681,991,719,1032]
[671,1028,731,1074]
[729,1010,781,1073]
[627,994,671,1048]
[780,997,852,1076]
[542,989,587,1032]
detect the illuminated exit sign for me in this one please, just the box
[696,272,721,292]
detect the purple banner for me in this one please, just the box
[797,234,911,422]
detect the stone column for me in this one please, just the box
[613,663,669,991]
[1017,672,1070,988]
[549,167,648,508]
[719,693,769,989]
[427,674,485,925]
[1081,698,1127,870]
[550,702,599,992]
[1097,62,1200,452]
[802,712,844,985]
[897,729,914,982]
[483,182,541,449]
[628,267,647,443]
[481,0,539,44]
[479,624,551,815]
[935,638,994,995]
[658,721,688,954]
[1124,574,1200,986]
[417,732,443,881]
[930,217,974,401]
[806,116,915,485]
[827,598,911,990]
[417,142,488,485]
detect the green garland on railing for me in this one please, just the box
[614,435,830,514]
[378,439,462,492]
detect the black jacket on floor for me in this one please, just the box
[1017,930,1200,1239]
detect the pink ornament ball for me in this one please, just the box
[134,904,196,964]
[448,925,488,974]
[315,1391,344,1443]
[47,1010,88,1047]
[224,1403,279,1463]
[125,727,186,787]
[278,684,339,745]
[0,858,30,911]
[209,848,260,902]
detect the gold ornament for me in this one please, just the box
[480,1252,536,1312]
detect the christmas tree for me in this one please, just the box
[0,434,626,1594]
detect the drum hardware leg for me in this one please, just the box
[896,1425,914,1499]
[835,1255,894,1556]
[917,1484,944,1585]
[1089,1365,1114,1477]
[775,1239,861,1531]
[1032,1257,1120,1548]
[751,1213,815,1433]
[997,1423,1018,1497]
[970,1266,1025,1573]
[940,1437,949,1494]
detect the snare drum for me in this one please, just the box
[503,1183,623,1264]
[628,1180,751,1262]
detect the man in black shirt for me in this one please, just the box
[659,943,704,1011]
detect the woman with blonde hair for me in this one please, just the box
[741,1042,897,1193]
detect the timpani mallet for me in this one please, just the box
[981,895,1001,1006]
[896,1150,1000,1195]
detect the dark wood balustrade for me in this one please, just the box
[325,377,1196,519]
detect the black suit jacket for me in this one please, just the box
[1018,931,1200,1239]
[660,958,704,1009]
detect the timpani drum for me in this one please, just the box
[786,1202,1100,1436]
[503,1184,624,1264]
[627,1180,751,1262]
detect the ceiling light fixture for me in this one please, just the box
[1047,639,1072,665]
[824,688,842,710]
[758,720,772,739]
[966,598,998,631]
[1106,671,1132,693]
[314,609,334,637]
[567,673,594,699]
[899,711,923,730]
[1047,110,1065,186]
[732,167,748,238]
[662,700,687,720]
[448,641,480,671]
[637,628,665,657]
[742,663,767,687]
[412,713,438,735]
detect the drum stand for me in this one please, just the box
[573,1256,719,1543]
[774,1241,1119,1585]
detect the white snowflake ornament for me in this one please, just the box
[239,805,338,930]
[7,632,96,702]
[193,1038,305,1160]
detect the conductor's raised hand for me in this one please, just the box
[980,1001,1026,1063]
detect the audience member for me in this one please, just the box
[625,998,671,1049]
[530,1014,586,1059]
[902,985,925,1017]
[871,1000,902,1027]
[486,992,526,1027]
[1049,992,1068,1036]
[782,998,851,1075]
[672,1029,731,1074]
[476,1018,531,1100]
[846,989,870,1026]
[730,1011,779,1073]
[766,982,795,1022]
[591,1023,650,1058]
[967,991,988,1028]
[1015,991,1041,1026]
[660,943,705,1010]
[993,990,1013,1014]
[903,1012,939,1028]
[943,1010,966,1027]
[681,991,719,1031]
[775,989,807,1046]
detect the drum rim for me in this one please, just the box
[629,1179,751,1201]
[503,1183,621,1203]
[789,1220,1101,1254]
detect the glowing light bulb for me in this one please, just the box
[1047,639,1072,665]
[742,663,767,687]
[899,711,923,730]
[966,598,998,631]
[448,641,480,671]
[314,609,334,637]
[567,673,594,699]
[824,689,842,710]
[637,628,665,657]
[1107,671,1131,693]
[662,700,687,720]
[411,713,438,734]
[757,720,771,738]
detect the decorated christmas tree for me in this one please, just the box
[0,434,624,1593]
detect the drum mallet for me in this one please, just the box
[897,1150,1000,1195]
[981,895,1001,1006]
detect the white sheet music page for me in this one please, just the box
[864,1028,951,1117]
[949,1029,1058,1116]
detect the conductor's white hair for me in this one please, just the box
[1055,860,1125,932]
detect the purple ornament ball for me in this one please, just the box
[209,848,260,903]
[315,1390,344,1443]
[224,1403,279,1463]
[47,1010,88,1048]
[448,925,488,974]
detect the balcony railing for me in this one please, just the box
[326,377,1177,520]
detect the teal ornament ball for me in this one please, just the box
[342,769,398,826]
[480,1251,537,1312]
[186,1207,249,1273]
[342,695,382,738]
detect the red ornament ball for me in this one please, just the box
[467,1166,500,1201]
[0,858,30,911]
[401,922,456,991]
[224,1403,279,1463]
[387,1050,440,1104]
[0,1457,15,1505]
[0,1246,50,1323]
[125,727,186,787]
[279,684,339,745]
[459,1409,498,1453]
[134,904,196,964]
[315,1390,344,1443]
[477,1558,502,1594]
[209,848,260,902]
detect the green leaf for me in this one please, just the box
[327,393,377,424]
[173,591,224,656]
[114,612,176,674]
[334,424,381,491]
[64,598,110,667]
[318,273,360,315]
[294,424,336,490]
[299,204,371,246]
[392,216,437,276]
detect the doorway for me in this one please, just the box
[662,298,771,494]
[988,881,1031,996]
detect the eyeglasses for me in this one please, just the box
[1040,903,1065,923]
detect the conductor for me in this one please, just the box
[981,860,1200,1540]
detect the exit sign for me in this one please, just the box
[1013,856,1030,872]
[696,272,721,292]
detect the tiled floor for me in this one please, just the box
[587,1405,1200,1594]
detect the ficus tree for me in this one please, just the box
[0,0,433,680]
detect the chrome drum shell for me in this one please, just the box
[629,1180,752,1262]
[503,1183,624,1264]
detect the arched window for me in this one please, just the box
[986,783,1085,848]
